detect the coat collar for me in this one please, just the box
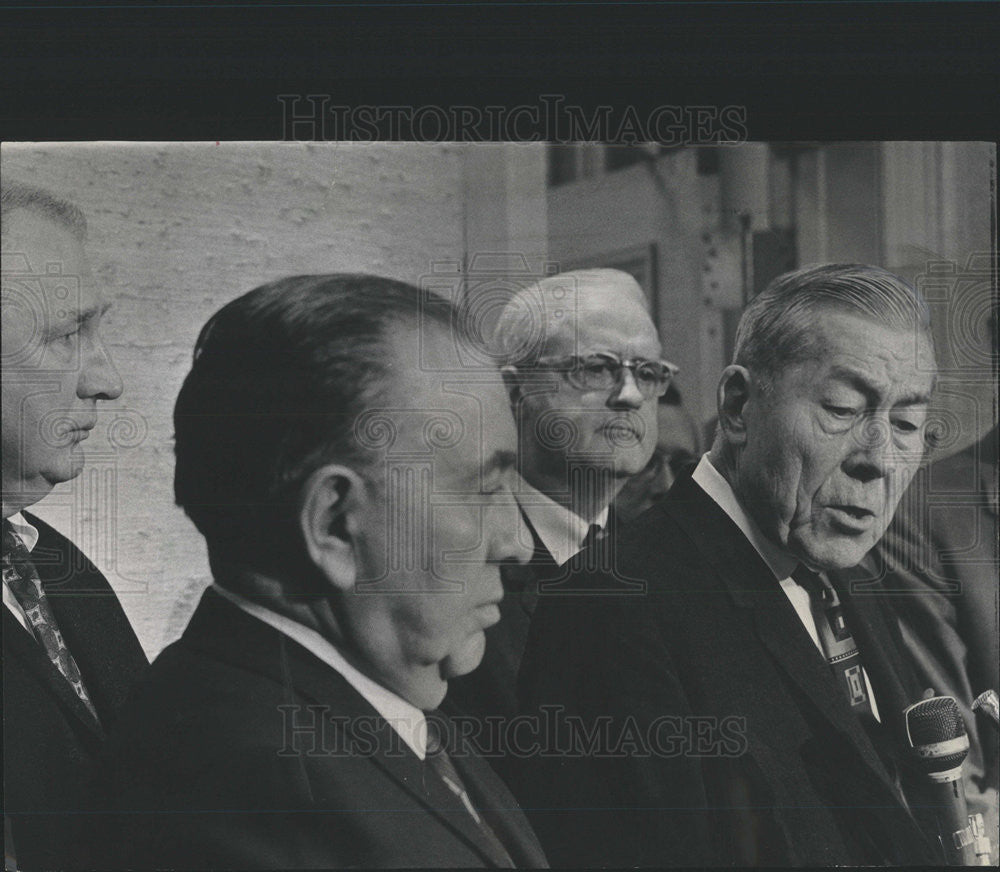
[182,587,542,867]
[4,512,145,740]
[662,475,915,805]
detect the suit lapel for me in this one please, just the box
[664,476,905,801]
[27,516,147,721]
[501,508,554,618]
[3,606,104,740]
[183,589,519,867]
[449,732,547,868]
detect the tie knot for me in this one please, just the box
[581,523,604,552]
[3,519,26,562]
[792,563,825,593]
[424,710,452,757]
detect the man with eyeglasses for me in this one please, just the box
[514,264,942,867]
[446,268,673,729]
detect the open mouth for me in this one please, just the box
[827,505,877,530]
[831,504,873,519]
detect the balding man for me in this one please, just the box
[447,268,674,724]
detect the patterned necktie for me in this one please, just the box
[2,519,100,724]
[573,522,610,574]
[425,713,514,867]
[792,564,877,725]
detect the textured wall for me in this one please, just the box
[2,142,465,657]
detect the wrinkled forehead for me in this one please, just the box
[788,312,938,396]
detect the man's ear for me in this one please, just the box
[716,365,753,447]
[499,365,522,408]
[299,464,368,592]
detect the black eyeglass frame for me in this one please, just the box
[526,352,680,399]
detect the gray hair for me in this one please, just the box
[1,181,87,241]
[733,263,934,387]
[492,268,648,366]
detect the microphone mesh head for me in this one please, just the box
[905,696,969,774]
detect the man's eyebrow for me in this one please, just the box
[826,366,932,406]
[486,450,518,474]
[52,300,111,327]
[894,391,933,407]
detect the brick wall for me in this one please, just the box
[2,142,466,656]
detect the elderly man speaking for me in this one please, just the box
[515,264,942,867]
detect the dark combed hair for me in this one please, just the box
[173,273,457,572]
[1,180,87,241]
[733,263,934,387]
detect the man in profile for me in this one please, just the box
[2,181,147,869]
[100,275,547,868]
[447,268,674,723]
[517,264,941,866]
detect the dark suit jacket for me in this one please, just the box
[446,514,556,725]
[3,512,147,871]
[446,508,619,726]
[98,587,547,869]
[513,474,938,867]
[872,427,998,814]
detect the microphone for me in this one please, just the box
[972,690,999,731]
[903,695,980,865]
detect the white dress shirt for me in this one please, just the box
[515,478,609,567]
[691,455,880,721]
[3,511,39,633]
[212,583,430,758]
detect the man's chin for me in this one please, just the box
[440,633,487,681]
[44,456,86,488]
[602,446,651,479]
[791,535,875,572]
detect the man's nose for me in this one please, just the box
[608,367,645,409]
[78,335,123,401]
[487,497,533,565]
[844,415,894,482]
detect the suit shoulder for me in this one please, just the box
[22,510,112,584]
[615,501,710,586]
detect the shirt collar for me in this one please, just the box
[691,455,798,581]
[212,583,428,760]
[516,477,609,567]
[6,512,39,553]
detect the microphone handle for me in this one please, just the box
[927,772,976,865]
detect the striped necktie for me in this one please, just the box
[2,519,100,724]
[425,712,514,867]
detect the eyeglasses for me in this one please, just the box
[530,353,679,399]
